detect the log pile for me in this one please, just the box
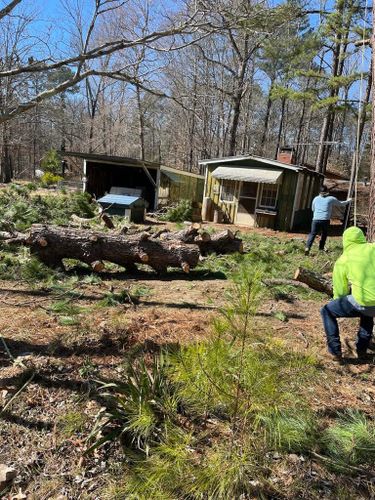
[1,223,244,274]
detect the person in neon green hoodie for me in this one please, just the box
[321,226,375,361]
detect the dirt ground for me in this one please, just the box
[1,226,375,498]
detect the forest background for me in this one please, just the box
[0,0,372,182]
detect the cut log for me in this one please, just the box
[197,230,243,255]
[100,213,115,229]
[91,260,105,272]
[160,225,201,243]
[160,227,243,255]
[294,267,333,296]
[27,225,200,273]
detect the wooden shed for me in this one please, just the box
[61,152,204,211]
[200,153,322,231]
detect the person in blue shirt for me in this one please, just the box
[305,185,351,255]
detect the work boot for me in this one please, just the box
[328,352,344,364]
[356,349,368,360]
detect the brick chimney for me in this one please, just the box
[277,146,295,165]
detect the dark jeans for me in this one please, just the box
[320,296,374,355]
[306,220,329,250]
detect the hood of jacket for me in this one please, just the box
[342,226,366,250]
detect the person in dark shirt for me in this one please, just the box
[305,185,351,255]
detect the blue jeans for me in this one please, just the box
[320,296,374,355]
[306,220,329,250]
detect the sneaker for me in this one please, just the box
[304,247,310,256]
[319,248,328,253]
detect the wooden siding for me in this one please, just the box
[275,170,298,231]
[204,166,240,222]
[292,171,320,230]
[204,161,321,231]
[159,171,204,206]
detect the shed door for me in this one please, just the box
[236,182,258,226]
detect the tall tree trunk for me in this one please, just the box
[136,86,145,161]
[367,12,375,241]
[260,81,274,155]
[228,91,242,156]
[188,72,198,171]
[274,97,286,159]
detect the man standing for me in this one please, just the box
[321,227,375,361]
[305,185,351,255]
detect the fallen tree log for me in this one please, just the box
[294,267,333,296]
[159,226,243,254]
[197,229,243,255]
[27,225,200,273]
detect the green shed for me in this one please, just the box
[199,152,322,231]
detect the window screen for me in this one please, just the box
[260,184,278,208]
[220,180,235,202]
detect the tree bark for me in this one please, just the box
[294,267,333,296]
[27,225,200,273]
[158,226,244,254]
[368,7,375,241]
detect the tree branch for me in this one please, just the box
[0,0,21,21]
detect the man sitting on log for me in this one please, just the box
[305,185,351,255]
[321,227,375,362]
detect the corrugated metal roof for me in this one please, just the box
[97,194,141,206]
[199,155,300,172]
[212,166,283,184]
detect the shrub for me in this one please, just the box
[40,172,64,186]
[160,200,193,222]
[40,148,61,175]
[87,354,179,455]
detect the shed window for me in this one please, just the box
[259,183,278,208]
[220,180,236,202]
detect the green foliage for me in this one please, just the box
[0,185,96,231]
[87,267,333,498]
[40,148,61,175]
[198,232,342,302]
[48,299,81,316]
[58,411,87,437]
[79,357,99,379]
[170,268,317,419]
[160,200,193,222]
[88,354,179,455]
[40,172,63,186]
[0,248,60,283]
[98,290,133,307]
[97,286,151,307]
[189,441,265,499]
[322,411,375,469]
[262,409,318,453]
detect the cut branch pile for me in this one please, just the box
[0,223,243,274]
